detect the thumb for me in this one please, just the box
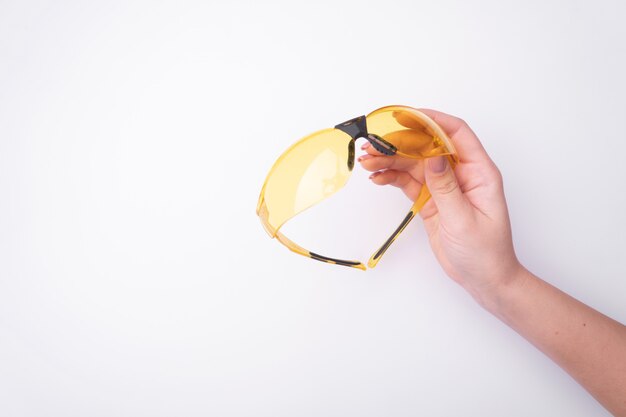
[424,156,469,220]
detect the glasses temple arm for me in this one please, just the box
[275,231,366,271]
[367,185,432,269]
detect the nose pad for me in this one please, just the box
[367,134,397,156]
[347,139,355,171]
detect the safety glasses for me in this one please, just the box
[256,105,458,270]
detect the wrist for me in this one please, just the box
[469,262,533,315]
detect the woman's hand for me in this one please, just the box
[359,109,523,303]
[360,108,626,415]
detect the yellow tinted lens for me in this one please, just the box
[257,128,354,236]
[366,106,456,158]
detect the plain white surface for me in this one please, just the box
[1,1,625,416]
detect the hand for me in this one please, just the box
[361,109,626,415]
[359,109,523,302]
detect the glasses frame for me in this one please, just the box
[257,105,458,270]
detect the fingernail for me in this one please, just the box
[369,171,381,179]
[361,142,370,150]
[358,154,373,162]
[428,156,447,173]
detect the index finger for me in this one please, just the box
[415,108,492,164]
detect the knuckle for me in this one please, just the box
[394,172,411,187]
[475,163,503,189]
[493,167,504,186]
[376,172,392,184]
[435,176,459,196]
[488,164,504,188]
[361,158,383,171]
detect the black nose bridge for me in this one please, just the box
[335,114,397,156]
[334,115,368,139]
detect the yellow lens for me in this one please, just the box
[257,128,354,236]
[366,106,457,159]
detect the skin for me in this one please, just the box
[358,109,626,416]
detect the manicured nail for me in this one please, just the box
[428,156,447,173]
[358,154,373,162]
[361,142,370,150]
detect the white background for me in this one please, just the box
[1,1,625,416]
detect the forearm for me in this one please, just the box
[478,267,626,416]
